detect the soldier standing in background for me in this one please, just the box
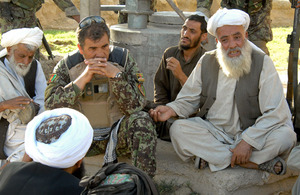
[0,0,80,34]
[196,0,272,55]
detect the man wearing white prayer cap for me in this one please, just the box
[0,108,93,195]
[0,27,47,169]
[196,0,272,55]
[150,8,296,175]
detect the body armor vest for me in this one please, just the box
[66,46,128,130]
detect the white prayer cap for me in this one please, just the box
[207,8,250,37]
[1,27,43,48]
[25,108,94,169]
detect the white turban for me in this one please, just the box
[207,8,250,37]
[1,27,43,48]
[25,108,94,169]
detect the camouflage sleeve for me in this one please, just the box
[196,0,213,17]
[44,60,82,110]
[110,52,146,116]
[52,0,79,17]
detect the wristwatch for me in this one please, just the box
[114,72,122,78]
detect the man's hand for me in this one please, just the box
[22,152,32,162]
[149,105,177,122]
[0,96,33,112]
[74,58,121,90]
[84,58,120,78]
[166,57,188,86]
[230,139,253,167]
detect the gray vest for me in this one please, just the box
[197,49,265,130]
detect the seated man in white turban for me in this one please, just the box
[150,8,296,175]
[0,27,47,169]
[0,108,93,195]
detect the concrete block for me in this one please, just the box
[84,139,298,194]
[154,140,299,195]
[110,22,181,101]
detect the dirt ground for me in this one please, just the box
[37,0,293,30]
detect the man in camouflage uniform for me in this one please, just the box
[0,0,80,34]
[44,16,157,177]
[196,0,272,55]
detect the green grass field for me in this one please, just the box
[42,29,77,56]
[268,27,293,70]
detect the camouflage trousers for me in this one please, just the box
[87,111,157,177]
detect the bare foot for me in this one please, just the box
[274,161,282,174]
[194,157,208,169]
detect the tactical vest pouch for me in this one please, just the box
[78,78,110,129]
[11,0,43,11]
[68,61,124,131]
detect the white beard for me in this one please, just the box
[8,54,32,77]
[216,40,252,79]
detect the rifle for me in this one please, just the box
[36,18,54,60]
[287,0,300,137]
[165,0,186,21]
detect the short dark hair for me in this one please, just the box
[186,14,207,33]
[76,22,110,47]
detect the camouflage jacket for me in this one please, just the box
[197,0,272,42]
[0,0,79,33]
[44,46,147,116]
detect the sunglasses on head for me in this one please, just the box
[79,16,106,29]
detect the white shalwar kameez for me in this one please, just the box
[0,58,46,166]
[167,49,297,172]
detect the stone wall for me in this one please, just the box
[36,0,294,30]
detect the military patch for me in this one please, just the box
[48,74,57,83]
[136,73,145,83]
[138,84,146,97]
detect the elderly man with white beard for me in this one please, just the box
[0,27,47,169]
[149,8,296,175]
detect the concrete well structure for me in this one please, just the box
[110,11,190,101]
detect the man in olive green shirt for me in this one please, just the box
[153,14,208,140]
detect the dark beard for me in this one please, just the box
[179,44,191,50]
[178,36,201,51]
[72,161,86,179]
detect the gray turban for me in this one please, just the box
[25,108,94,169]
[207,8,250,37]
